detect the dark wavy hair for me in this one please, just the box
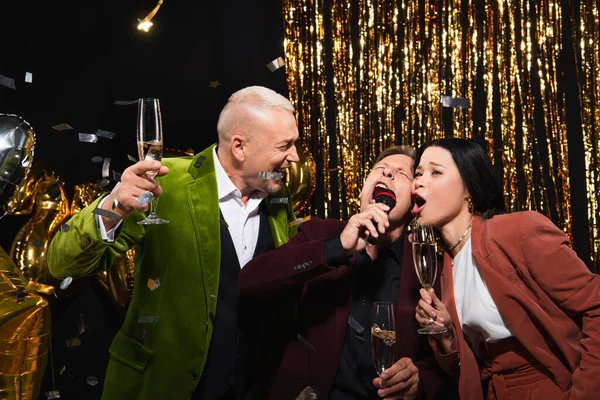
[414,138,506,220]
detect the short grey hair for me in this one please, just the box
[217,86,295,142]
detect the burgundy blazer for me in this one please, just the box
[430,211,600,400]
[240,217,449,400]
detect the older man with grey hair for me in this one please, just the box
[48,86,300,400]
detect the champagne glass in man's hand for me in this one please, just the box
[411,224,447,334]
[137,98,169,225]
[371,301,397,377]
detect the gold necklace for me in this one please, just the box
[447,220,473,252]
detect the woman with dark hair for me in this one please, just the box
[413,138,600,400]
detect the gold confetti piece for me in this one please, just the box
[127,154,138,163]
[52,123,74,131]
[147,278,161,291]
[208,81,221,88]
[60,366,66,376]
[66,337,81,347]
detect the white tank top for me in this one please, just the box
[452,238,513,351]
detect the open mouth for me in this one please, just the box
[411,193,426,214]
[372,183,389,199]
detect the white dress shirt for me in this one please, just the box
[452,238,513,350]
[97,147,266,268]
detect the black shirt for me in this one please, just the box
[327,236,404,400]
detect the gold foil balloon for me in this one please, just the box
[70,183,135,311]
[0,114,49,400]
[0,248,51,400]
[94,249,135,311]
[285,141,316,215]
[9,171,70,289]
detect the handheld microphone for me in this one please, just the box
[367,187,396,245]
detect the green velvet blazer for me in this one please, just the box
[48,144,298,399]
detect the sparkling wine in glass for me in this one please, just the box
[371,301,397,376]
[411,224,447,334]
[137,98,169,225]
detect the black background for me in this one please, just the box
[1,1,288,398]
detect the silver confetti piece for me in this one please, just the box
[137,191,154,206]
[441,95,471,109]
[45,390,61,399]
[95,129,116,139]
[112,170,122,182]
[86,376,99,386]
[60,277,73,290]
[271,197,289,204]
[102,158,111,178]
[79,133,98,143]
[114,99,139,105]
[258,171,283,180]
[295,386,318,400]
[266,57,285,72]
[0,74,16,90]
[138,316,160,323]
[52,123,73,131]
[91,156,103,163]
[97,178,110,188]
[270,197,289,204]
[60,224,70,233]
[92,207,122,221]
[25,72,33,83]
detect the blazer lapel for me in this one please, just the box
[395,235,418,355]
[186,145,221,349]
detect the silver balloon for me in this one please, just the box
[0,114,36,214]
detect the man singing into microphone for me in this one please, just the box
[240,146,453,400]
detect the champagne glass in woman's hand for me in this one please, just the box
[137,98,169,225]
[411,224,447,334]
[371,301,397,377]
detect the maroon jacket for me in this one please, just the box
[430,211,600,400]
[240,217,450,399]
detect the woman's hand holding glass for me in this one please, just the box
[415,288,455,353]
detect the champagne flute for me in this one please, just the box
[137,98,169,225]
[411,224,447,334]
[371,301,397,376]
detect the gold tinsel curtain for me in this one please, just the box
[282,0,599,271]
